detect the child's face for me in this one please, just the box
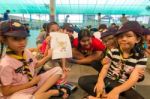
[102,35,116,49]
[50,24,59,32]
[5,36,27,53]
[117,31,140,50]
[145,35,150,49]
[80,36,91,48]
[63,29,73,37]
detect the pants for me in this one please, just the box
[78,75,144,99]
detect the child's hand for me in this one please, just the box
[29,76,40,86]
[102,88,119,99]
[102,57,111,65]
[138,69,144,79]
[63,67,71,72]
[94,80,105,97]
[137,69,145,82]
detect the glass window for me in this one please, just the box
[58,14,83,23]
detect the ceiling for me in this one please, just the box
[0,0,150,15]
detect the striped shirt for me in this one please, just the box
[105,49,147,83]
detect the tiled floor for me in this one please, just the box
[67,64,97,99]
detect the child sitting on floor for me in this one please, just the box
[0,20,70,99]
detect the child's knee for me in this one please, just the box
[53,67,63,75]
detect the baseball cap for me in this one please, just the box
[0,20,30,37]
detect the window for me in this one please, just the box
[58,14,83,23]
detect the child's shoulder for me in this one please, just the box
[1,55,13,64]
[109,48,119,53]
[106,49,120,57]
[0,55,15,70]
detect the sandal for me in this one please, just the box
[63,82,77,92]
[48,86,71,99]
[58,88,65,97]
[59,85,72,96]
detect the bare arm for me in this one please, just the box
[2,83,32,96]
[72,48,85,59]
[35,49,51,68]
[35,36,52,68]
[1,76,40,96]
[112,67,144,93]
[97,60,110,82]
[75,51,102,64]
[94,58,111,95]
[35,56,49,68]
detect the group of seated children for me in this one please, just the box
[0,20,149,99]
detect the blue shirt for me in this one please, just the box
[3,12,9,20]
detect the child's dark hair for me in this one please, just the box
[47,22,59,33]
[42,23,49,32]
[6,10,10,13]
[77,29,91,49]
[98,24,107,30]
[131,35,145,59]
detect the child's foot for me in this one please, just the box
[59,88,69,99]
[47,89,69,99]
[58,85,72,99]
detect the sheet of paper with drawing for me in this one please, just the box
[50,32,72,59]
